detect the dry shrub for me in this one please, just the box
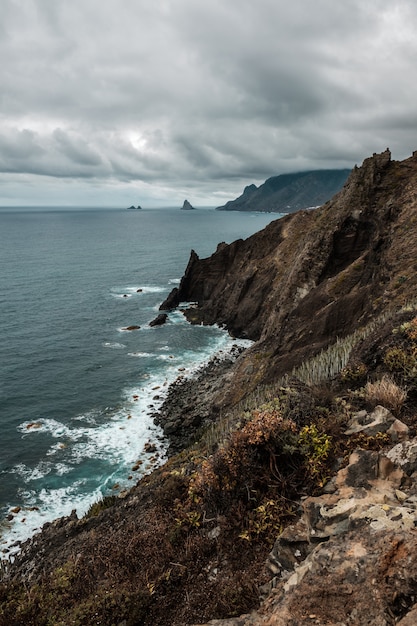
[365,375,407,415]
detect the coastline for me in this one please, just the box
[153,343,248,455]
[0,338,249,561]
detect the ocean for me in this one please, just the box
[0,206,279,556]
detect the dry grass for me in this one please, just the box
[364,375,407,415]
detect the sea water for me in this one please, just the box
[0,206,279,556]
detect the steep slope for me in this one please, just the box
[161,150,417,402]
[4,150,417,626]
[216,168,350,212]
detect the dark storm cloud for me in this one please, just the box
[1,0,417,205]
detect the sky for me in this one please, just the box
[1,0,417,208]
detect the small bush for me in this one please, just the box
[364,375,407,415]
[383,347,416,377]
[84,495,117,518]
[340,362,368,383]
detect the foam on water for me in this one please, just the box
[0,324,251,559]
[110,284,168,299]
[0,206,277,561]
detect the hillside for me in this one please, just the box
[161,149,417,406]
[216,168,350,213]
[3,150,417,625]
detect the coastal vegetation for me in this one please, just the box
[3,150,417,624]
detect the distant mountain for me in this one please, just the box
[216,169,351,213]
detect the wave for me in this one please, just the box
[1,327,251,559]
[103,342,126,349]
[110,284,168,298]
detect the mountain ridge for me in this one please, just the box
[216,168,350,213]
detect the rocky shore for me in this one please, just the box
[153,345,246,455]
[3,151,417,625]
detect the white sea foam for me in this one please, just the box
[127,351,155,358]
[18,419,83,440]
[103,341,126,349]
[1,325,252,559]
[111,285,167,298]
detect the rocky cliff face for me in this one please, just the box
[161,150,417,403]
[195,421,417,626]
[216,168,350,212]
[4,150,417,626]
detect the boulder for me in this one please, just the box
[386,440,417,475]
[149,313,168,327]
[344,405,391,434]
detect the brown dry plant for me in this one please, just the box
[364,375,407,415]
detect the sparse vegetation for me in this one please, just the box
[364,375,407,415]
[4,146,417,626]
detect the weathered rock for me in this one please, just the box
[344,405,409,441]
[149,313,168,327]
[161,150,417,404]
[194,437,417,626]
[386,440,417,475]
[122,324,141,331]
[345,405,395,435]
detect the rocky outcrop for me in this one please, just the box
[216,169,350,213]
[194,411,417,626]
[182,199,195,210]
[161,150,417,403]
[149,313,168,327]
[4,150,417,626]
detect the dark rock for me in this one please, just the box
[153,346,245,454]
[149,313,168,327]
[181,199,195,210]
[159,150,417,404]
[122,325,141,331]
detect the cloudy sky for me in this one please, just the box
[1,0,417,207]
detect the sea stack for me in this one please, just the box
[181,199,195,210]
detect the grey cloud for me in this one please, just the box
[1,0,417,205]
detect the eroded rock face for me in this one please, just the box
[194,430,417,626]
[161,150,417,401]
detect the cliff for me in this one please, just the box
[3,150,417,625]
[161,149,417,403]
[216,168,350,212]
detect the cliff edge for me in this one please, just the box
[161,149,417,403]
[4,150,417,625]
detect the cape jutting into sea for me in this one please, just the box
[0,205,280,557]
